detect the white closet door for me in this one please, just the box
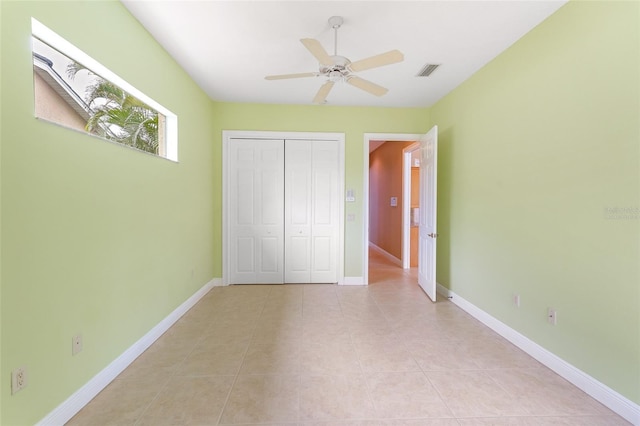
[285,140,339,283]
[310,140,339,283]
[284,142,312,283]
[229,139,284,284]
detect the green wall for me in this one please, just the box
[1,0,638,424]
[432,1,639,404]
[0,1,217,424]
[210,102,430,278]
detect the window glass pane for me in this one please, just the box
[31,23,175,160]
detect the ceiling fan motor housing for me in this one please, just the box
[320,55,351,81]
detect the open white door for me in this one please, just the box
[418,126,438,301]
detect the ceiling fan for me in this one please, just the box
[265,16,404,104]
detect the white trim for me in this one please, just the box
[31,18,178,162]
[211,277,225,287]
[222,130,345,286]
[341,276,366,286]
[36,279,217,426]
[369,242,402,267]
[436,283,640,426]
[363,133,423,285]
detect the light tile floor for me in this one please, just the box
[68,250,630,425]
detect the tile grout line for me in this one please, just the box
[214,285,273,425]
[337,283,385,419]
[131,302,214,426]
[370,265,462,423]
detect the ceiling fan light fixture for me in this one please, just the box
[328,70,344,83]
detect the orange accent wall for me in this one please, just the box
[410,167,420,267]
[369,141,414,260]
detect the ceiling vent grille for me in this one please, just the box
[417,63,440,77]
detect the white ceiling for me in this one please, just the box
[121,0,567,108]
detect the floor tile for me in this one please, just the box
[137,375,234,425]
[299,374,376,421]
[365,371,453,418]
[219,374,300,424]
[353,335,421,373]
[460,335,541,370]
[66,376,166,425]
[300,420,459,426]
[300,340,362,374]
[426,370,530,417]
[405,337,481,371]
[488,368,614,417]
[176,341,249,376]
[457,416,632,425]
[240,341,301,374]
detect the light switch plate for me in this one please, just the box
[346,189,355,202]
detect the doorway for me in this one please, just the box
[363,133,423,285]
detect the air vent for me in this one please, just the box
[417,63,440,77]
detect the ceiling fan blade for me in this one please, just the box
[348,50,404,72]
[346,76,388,97]
[312,81,335,104]
[301,38,333,66]
[265,72,318,80]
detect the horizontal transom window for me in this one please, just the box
[31,18,178,161]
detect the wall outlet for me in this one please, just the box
[72,334,83,356]
[547,308,557,325]
[11,367,28,394]
[513,294,521,307]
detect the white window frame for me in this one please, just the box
[31,18,178,162]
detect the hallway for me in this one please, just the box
[67,250,628,425]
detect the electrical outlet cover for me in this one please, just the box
[11,367,27,394]
[72,334,83,355]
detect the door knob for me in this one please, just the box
[428,233,439,238]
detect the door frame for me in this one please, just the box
[222,130,345,286]
[402,142,420,269]
[363,133,423,285]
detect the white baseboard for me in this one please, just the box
[369,242,402,267]
[341,276,366,285]
[36,279,217,426]
[436,283,640,426]
[211,277,224,287]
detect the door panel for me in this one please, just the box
[236,171,254,224]
[260,237,279,273]
[229,139,284,284]
[285,140,339,283]
[236,237,255,272]
[290,171,310,224]
[285,141,312,283]
[418,126,438,301]
[313,237,331,271]
[310,141,339,283]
